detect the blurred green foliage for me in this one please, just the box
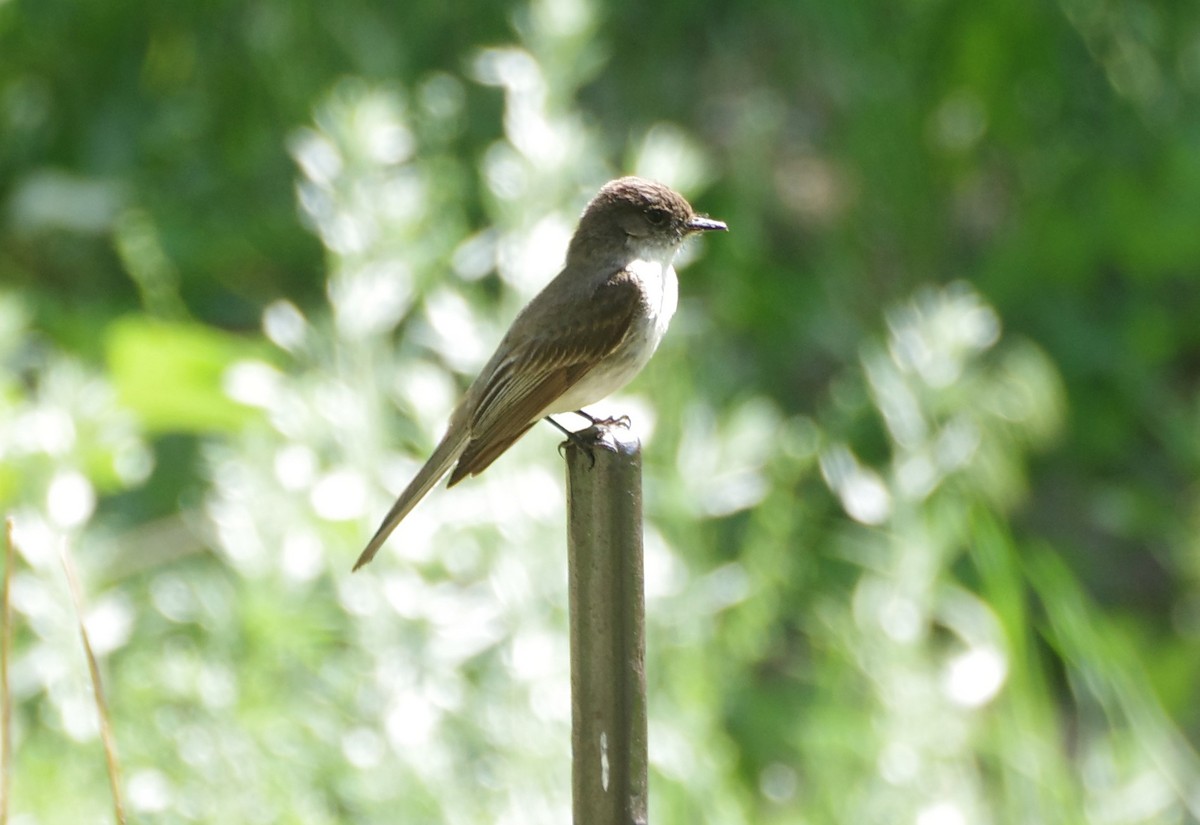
[3,0,1200,822]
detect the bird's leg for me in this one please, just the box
[574,409,631,429]
[545,416,596,467]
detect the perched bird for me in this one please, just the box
[354,177,727,570]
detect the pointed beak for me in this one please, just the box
[686,215,728,233]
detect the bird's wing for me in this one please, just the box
[448,269,643,484]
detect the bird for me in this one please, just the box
[354,176,727,570]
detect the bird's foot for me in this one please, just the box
[573,409,631,429]
[546,416,597,468]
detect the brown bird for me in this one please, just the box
[354,177,727,570]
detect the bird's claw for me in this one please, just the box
[574,410,631,429]
[596,414,631,429]
[559,431,597,467]
[550,416,598,467]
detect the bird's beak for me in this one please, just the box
[686,215,728,233]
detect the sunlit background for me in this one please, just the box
[4,0,1200,822]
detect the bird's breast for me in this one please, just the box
[540,257,679,417]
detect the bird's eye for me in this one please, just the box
[646,208,668,226]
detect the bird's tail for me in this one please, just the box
[352,426,469,571]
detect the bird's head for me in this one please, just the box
[569,177,727,264]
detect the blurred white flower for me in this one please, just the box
[46,470,94,529]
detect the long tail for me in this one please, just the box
[352,426,469,571]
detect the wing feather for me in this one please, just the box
[448,270,643,483]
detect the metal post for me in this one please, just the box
[565,425,647,825]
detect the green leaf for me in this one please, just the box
[106,316,263,432]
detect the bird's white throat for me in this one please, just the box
[625,241,681,328]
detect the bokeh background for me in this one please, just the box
[4,0,1200,822]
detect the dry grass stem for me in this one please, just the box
[59,537,126,825]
